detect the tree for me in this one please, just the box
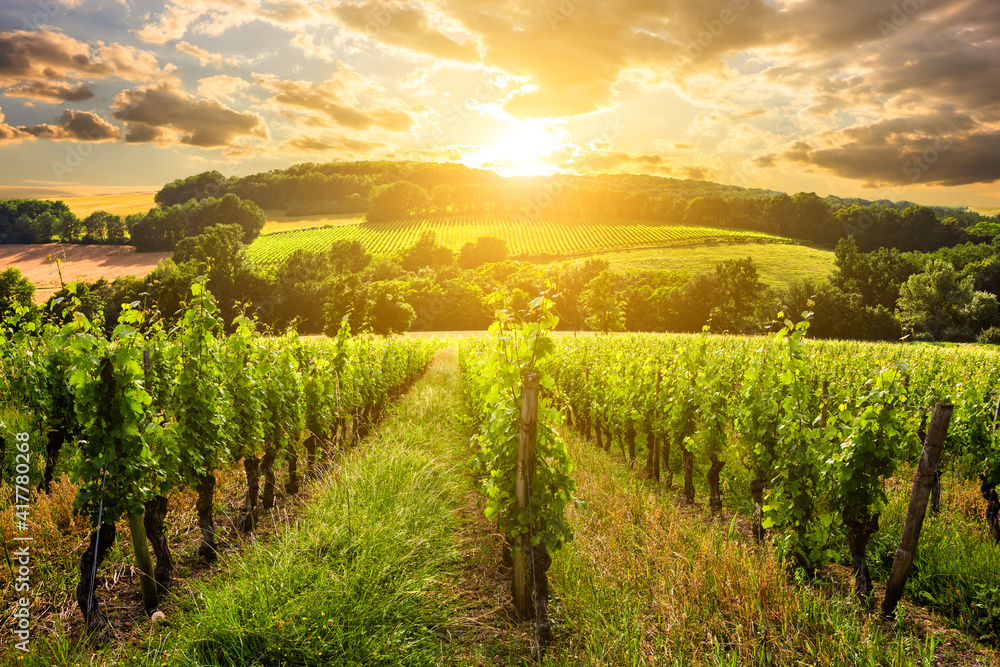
[106,215,127,244]
[321,276,414,335]
[174,224,245,279]
[685,197,731,228]
[0,267,35,322]
[458,236,509,269]
[366,181,430,222]
[831,237,920,310]
[130,194,265,252]
[897,259,998,341]
[397,230,454,272]
[55,210,83,242]
[582,270,626,333]
[328,239,371,274]
[83,211,118,242]
[155,170,228,208]
[710,258,766,333]
[367,280,415,335]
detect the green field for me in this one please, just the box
[552,242,837,287]
[246,214,793,266]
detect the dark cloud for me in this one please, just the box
[21,109,119,141]
[4,80,94,102]
[0,30,109,84]
[763,112,1000,187]
[112,81,268,147]
[0,30,159,87]
[0,107,118,142]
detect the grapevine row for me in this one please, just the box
[248,215,791,265]
[0,281,440,641]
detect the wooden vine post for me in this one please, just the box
[126,514,158,612]
[128,351,158,613]
[652,371,662,483]
[512,371,539,619]
[513,370,554,654]
[881,402,954,619]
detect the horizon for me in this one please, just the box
[1,1,998,208]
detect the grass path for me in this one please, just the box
[12,348,484,666]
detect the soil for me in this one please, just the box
[0,243,170,303]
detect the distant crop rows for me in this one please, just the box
[247,215,791,265]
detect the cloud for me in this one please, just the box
[21,109,120,141]
[254,69,420,132]
[0,30,110,84]
[286,134,387,154]
[197,74,250,102]
[0,30,160,85]
[759,111,1000,187]
[175,41,251,68]
[0,108,119,142]
[135,4,208,44]
[136,0,316,44]
[329,1,478,62]
[3,80,94,102]
[112,80,268,147]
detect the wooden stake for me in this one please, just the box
[881,403,954,619]
[127,512,158,613]
[512,372,540,620]
[653,371,662,483]
[992,390,1000,436]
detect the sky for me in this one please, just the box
[0,0,998,208]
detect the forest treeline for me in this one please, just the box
[4,222,1000,345]
[3,161,997,255]
[3,160,1000,345]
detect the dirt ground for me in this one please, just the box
[0,244,170,303]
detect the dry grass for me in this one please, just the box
[540,430,1000,666]
[43,193,157,219]
[0,449,339,658]
[261,210,364,235]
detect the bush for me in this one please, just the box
[977,326,1000,345]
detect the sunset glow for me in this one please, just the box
[0,1,996,206]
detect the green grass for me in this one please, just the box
[131,351,469,666]
[246,214,793,266]
[544,242,836,287]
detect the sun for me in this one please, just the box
[462,123,565,177]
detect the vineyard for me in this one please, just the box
[6,289,1000,663]
[0,281,439,655]
[246,214,791,265]
[461,308,1000,659]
